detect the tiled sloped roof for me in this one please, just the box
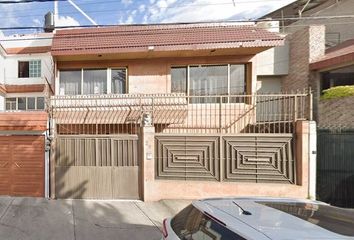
[51,23,284,56]
[5,46,51,54]
[310,39,354,70]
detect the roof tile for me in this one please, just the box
[310,39,354,70]
[52,23,284,56]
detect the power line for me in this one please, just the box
[0,0,65,3]
[1,19,354,38]
[0,0,285,13]
[0,0,287,6]
[0,0,295,16]
[0,0,341,27]
[0,20,348,31]
[0,7,353,24]
[0,2,351,22]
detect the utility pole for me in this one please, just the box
[67,0,98,26]
[53,0,98,26]
[299,0,312,18]
[54,0,58,26]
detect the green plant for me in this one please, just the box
[321,85,354,100]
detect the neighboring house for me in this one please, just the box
[260,0,354,208]
[309,39,354,208]
[256,0,354,94]
[255,21,289,94]
[0,33,53,111]
[49,23,314,201]
[0,34,51,198]
[263,0,354,48]
[310,39,354,126]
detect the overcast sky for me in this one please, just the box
[0,0,296,35]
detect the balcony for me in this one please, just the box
[50,92,312,135]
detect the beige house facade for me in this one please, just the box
[49,23,314,201]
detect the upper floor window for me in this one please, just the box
[59,70,81,95]
[83,69,107,95]
[18,60,41,78]
[59,68,127,95]
[171,67,187,93]
[171,64,246,96]
[112,69,127,94]
[5,97,45,111]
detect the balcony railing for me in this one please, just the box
[50,92,312,135]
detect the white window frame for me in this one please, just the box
[29,60,42,78]
[5,96,45,111]
[5,98,17,111]
[18,60,42,78]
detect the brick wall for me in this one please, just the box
[318,96,354,128]
[281,26,325,92]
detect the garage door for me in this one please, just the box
[55,135,140,199]
[0,135,45,197]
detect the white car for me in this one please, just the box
[162,197,354,240]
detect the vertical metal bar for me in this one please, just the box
[294,95,298,124]
[187,66,190,104]
[286,95,289,133]
[309,90,313,121]
[219,135,222,182]
[278,95,280,133]
[227,64,230,104]
[219,96,222,133]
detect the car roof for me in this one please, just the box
[192,197,354,240]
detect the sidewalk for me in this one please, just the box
[0,197,191,240]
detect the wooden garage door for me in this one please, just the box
[0,136,44,197]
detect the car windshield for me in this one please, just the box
[171,204,246,240]
[258,201,354,237]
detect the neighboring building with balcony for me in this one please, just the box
[49,23,315,201]
[0,33,53,111]
[0,34,51,198]
[256,0,354,94]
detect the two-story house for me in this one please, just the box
[49,23,314,201]
[0,33,51,198]
[0,33,53,111]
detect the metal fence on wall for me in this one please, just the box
[155,134,296,184]
[50,92,311,135]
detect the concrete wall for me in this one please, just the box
[4,53,53,85]
[140,121,312,201]
[257,76,282,93]
[1,33,52,49]
[0,50,4,85]
[256,42,289,76]
[128,60,170,94]
[281,26,325,92]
